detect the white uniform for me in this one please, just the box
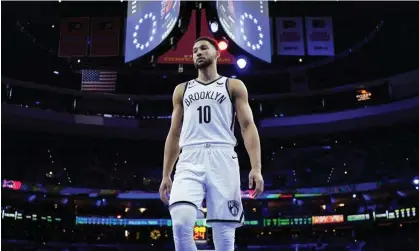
[169,76,244,227]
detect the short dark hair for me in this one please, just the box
[194,36,219,51]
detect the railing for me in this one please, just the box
[2,69,419,118]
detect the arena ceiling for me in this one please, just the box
[2,1,419,95]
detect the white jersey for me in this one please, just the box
[179,76,237,148]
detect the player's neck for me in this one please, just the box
[197,65,219,83]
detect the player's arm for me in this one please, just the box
[231,79,261,171]
[230,79,264,196]
[162,83,185,178]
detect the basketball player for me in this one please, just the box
[159,37,264,251]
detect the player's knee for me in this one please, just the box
[212,222,236,239]
[172,213,195,230]
[212,222,236,250]
[170,204,197,239]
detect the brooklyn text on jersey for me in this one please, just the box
[184,91,228,107]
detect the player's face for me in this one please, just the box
[193,40,219,69]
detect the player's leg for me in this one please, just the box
[169,151,206,251]
[170,204,199,251]
[169,173,204,251]
[211,222,236,251]
[206,147,244,251]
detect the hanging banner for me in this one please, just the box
[158,10,197,64]
[90,17,121,57]
[158,9,234,64]
[59,17,90,57]
[276,17,305,56]
[199,9,234,64]
[305,17,335,56]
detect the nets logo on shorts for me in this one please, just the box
[227,200,240,216]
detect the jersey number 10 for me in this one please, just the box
[197,105,211,124]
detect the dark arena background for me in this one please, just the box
[2,1,419,251]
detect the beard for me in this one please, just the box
[194,57,214,70]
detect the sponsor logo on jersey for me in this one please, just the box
[184,91,227,107]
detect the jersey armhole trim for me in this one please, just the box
[182,81,189,99]
[226,78,236,132]
[225,78,233,103]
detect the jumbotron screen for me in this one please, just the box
[216,0,272,63]
[124,0,181,63]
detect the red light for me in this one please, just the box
[117,215,122,219]
[2,180,22,190]
[218,41,228,51]
[280,194,293,198]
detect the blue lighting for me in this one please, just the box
[28,195,36,202]
[237,58,247,69]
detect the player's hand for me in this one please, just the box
[248,169,264,198]
[159,176,172,204]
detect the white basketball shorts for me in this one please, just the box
[169,143,244,228]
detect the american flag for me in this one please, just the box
[81,69,117,92]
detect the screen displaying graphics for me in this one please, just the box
[263,217,312,227]
[2,210,62,222]
[356,89,372,102]
[216,0,272,63]
[193,226,207,241]
[373,208,417,221]
[312,215,344,225]
[75,216,260,227]
[125,0,181,63]
[347,214,370,222]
